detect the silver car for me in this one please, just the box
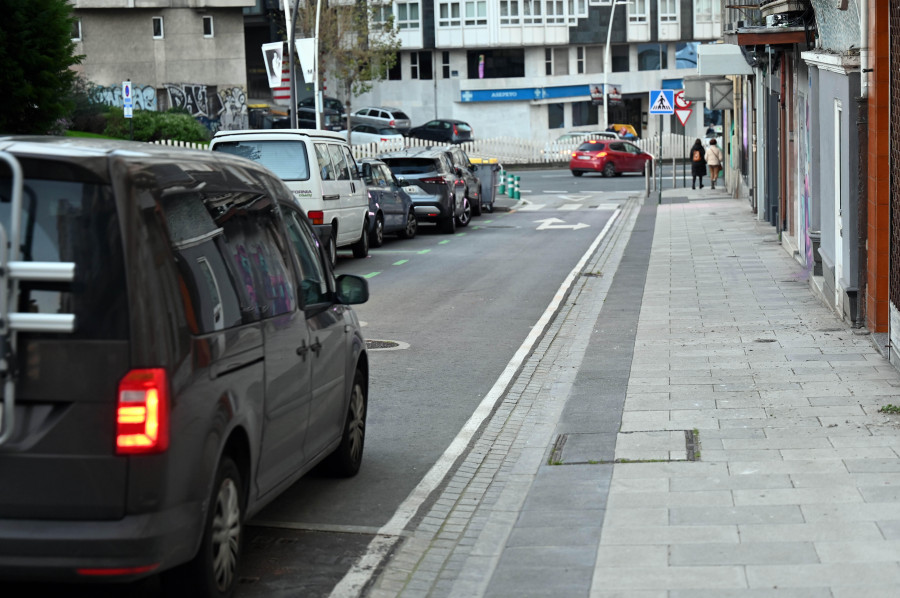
[350,106,412,135]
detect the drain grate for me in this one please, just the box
[366,339,399,350]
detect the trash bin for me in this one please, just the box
[470,157,501,213]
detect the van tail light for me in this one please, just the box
[116,368,169,455]
[421,176,447,185]
[308,210,325,225]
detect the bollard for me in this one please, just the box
[513,175,521,200]
[498,169,507,195]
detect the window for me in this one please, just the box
[545,48,553,76]
[568,0,588,23]
[545,0,565,24]
[397,2,420,29]
[327,144,351,180]
[611,45,629,72]
[438,1,461,26]
[548,103,564,129]
[628,0,647,23]
[388,53,402,80]
[572,101,599,127]
[637,43,667,70]
[411,51,433,80]
[152,16,164,39]
[202,16,214,37]
[71,18,82,41]
[212,140,311,182]
[523,0,542,24]
[442,51,451,78]
[465,1,487,25]
[576,46,585,74]
[467,49,524,78]
[696,0,713,20]
[500,0,520,25]
[283,209,330,307]
[659,0,677,22]
[314,144,336,181]
[372,4,392,22]
[676,42,698,69]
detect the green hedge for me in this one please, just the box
[103,107,211,144]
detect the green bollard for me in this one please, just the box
[513,175,521,200]
[498,169,507,195]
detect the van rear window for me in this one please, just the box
[0,177,128,340]
[380,158,437,175]
[213,140,311,182]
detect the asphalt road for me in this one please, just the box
[0,168,648,598]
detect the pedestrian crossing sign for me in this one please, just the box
[649,89,675,114]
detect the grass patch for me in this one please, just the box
[66,130,118,139]
[879,404,900,414]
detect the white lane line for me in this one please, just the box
[515,203,545,211]
[328,208,622,598]
[558,204,581,211]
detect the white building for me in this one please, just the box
[353,0,723,142]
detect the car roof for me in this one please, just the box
[378,146,446,159]
[212,128,346,142]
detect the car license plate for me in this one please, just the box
[403,186,420,194]
[578,155,592,160]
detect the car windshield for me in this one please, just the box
[213,140,311,181]
[380,158,437,175]
[576,141,606,151]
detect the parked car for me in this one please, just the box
[210,129,370,266]
[569,139,653,177]
[378,146,470,234]
[349,106,412,135]
[407,119,473,144]
[298,94,346,119]
[294,106,344,131]
[0,136,370,597]
[341,124,405,146]
[438,144,483,216]
[359,158,417,247]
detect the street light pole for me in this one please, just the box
[314,0,324,129]
[603,0,629,131]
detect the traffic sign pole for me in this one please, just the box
[649,90,675,203]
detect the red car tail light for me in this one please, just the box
[78,564,160,577]
[421,176,447,185]
[598,151,608,157]
[389,119,396,127]
[116,368,170,455]
[307,210,324,225]
[452,125,459,136]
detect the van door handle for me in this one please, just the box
[296,340,309,360]
[310,337,322,357]
[323,194,340,201]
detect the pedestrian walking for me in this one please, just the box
[705,138,724,189]
[690,138,706,189]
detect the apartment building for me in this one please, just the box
[352,0,723,141]
[70,0,253,131]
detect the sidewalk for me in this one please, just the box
[362,185,900,597]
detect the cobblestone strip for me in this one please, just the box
[365,195,647,598]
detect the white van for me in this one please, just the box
[210,129,369,265]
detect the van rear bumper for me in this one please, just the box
[0,501,203,582]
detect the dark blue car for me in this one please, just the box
[359,158,418,247]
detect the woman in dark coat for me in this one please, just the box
[690,138,706,189]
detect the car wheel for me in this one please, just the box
[441,212,456,234]
[351,223,369,258]
[572,170,583,177]
[397,211,417,239]
[326,235,337,268]
[371,215,384,248]
[456,198,471,227]
[160,456,244,598]
[469,188,482,216]
[323,368,367,477]
[603,162,616,177]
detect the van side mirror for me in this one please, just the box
[335,274,369,305]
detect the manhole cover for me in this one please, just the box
[366,340,399,350]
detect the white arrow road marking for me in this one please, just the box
[534,217,591,230]
[515,203,545,211]
[559,204,581,211]
[557,194,592,202]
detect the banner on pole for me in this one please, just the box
[262,42,284,89]
[295,38,316,85]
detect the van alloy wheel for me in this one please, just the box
[210,475,242,593]
[323,368,367,476]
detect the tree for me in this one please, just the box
[0,0,83,134]
[288,0,401,133]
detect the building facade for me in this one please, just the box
[351,0,723,142]
[71,0,253,131]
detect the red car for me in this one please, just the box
[569,139,653,177]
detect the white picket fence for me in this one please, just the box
[348,132,693,164]
[152,132,693,164]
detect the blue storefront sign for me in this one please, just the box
[460,84,592,103]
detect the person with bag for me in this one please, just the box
[705,138,724,189]
[690,138,706,189]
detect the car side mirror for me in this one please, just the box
[335,274,369,305]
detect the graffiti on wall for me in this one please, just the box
[93,85,158,111]
[165,83,248,132]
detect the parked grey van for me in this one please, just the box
[0,137,370,597]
